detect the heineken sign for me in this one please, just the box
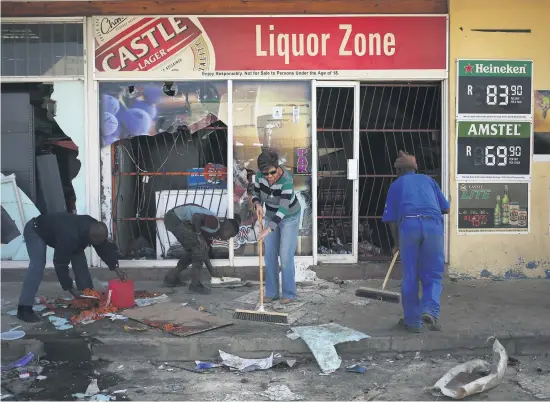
[457,59,533,119]
[456,121,532,178]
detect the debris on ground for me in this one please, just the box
[219,350,274,372]
[123,325,147,332]
[195,361,221,370]
[273,354,297,368]
[134,294,170,308]
[289,323,369,374]
[70,306,118,326]
[1,353,34,370]
[85,379,100,397]
[0,330,26,341]
[123,302,232,337]
[103,313,128,321]
[429,338,507,399]
[210,276,243,288]
[347,364,367,373]
[89,394,110,401]
[260,384,303,401]
[48,315,74,330]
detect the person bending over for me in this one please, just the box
[163,204,240,294]
[17,212,125,323]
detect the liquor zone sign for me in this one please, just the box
[93,15,447,79]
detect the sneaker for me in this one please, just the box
[17,305,41,323]
[264,297,277,303]
[280,298,295,304]
[189,282,211,294]
[398,318,423,333]
[421,313,441,331]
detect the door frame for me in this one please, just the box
[313,80,360,264]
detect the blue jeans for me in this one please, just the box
[263,213,300,300]
[399,217,444,329]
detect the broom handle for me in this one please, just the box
[381,250,399,290]
[258,212,264,308]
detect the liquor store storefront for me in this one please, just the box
[90,14,450,269]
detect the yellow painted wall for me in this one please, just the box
[449,0,550,278]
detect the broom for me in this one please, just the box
[233,212,289,324]
[355,250,401,303]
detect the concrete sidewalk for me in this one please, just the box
[2,277,550,362]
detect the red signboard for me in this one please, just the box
[94,16,447,77]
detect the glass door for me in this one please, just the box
[314,82,360,263]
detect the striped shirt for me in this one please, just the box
[251,168,301,231]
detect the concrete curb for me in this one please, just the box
[4,330,548,362]
[90,332,550,361]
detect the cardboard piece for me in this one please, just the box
[123,302,232,337]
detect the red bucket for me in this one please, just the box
[108,279,135,309]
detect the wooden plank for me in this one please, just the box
[1,0,448,18]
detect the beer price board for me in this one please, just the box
[456,121,532,179]
[456,182,529,234]
[457,59,533,120]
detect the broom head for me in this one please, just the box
[355,287,401,303]
[233,309,288,324]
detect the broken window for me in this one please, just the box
[101,81,229,260]
[1,82,84,261]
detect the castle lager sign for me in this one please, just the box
[93,15,447,79]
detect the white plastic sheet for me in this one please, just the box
[289,323,369,374]
[430,338,508,399]
[219,350,273,372]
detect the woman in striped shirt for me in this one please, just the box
[253,150,301,303]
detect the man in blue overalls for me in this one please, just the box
[382,151,450,333]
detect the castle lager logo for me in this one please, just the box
[94,16,214,72]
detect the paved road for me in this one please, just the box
[5,352,547,400]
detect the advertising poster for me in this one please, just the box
[93,16,447,78]
[534,90,550,155]
[457,182,529,234]
[99,81,226,146]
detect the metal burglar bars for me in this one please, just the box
[111,123,229,260]
[317,86,356,259]
[317,83,442,261]
[108,81,441,263]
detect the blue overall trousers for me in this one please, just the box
[399,215,445,329]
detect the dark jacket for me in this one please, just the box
[34,213,119,271]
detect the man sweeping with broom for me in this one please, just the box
[382,151,450,333]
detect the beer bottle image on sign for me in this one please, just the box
[501,185,510,224]
[494,195,501,227]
